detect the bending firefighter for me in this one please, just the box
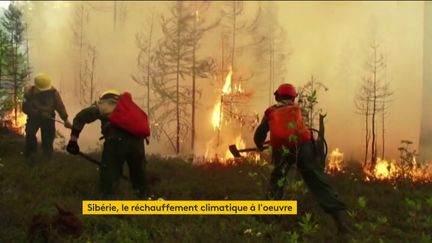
[254,83,353,234]
[22,73,72,164]
[66,90,150,199]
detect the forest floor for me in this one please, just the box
[1,129,432,243]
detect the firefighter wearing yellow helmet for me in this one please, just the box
[22,73,72,164]
[66,89,149,199]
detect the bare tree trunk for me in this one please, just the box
[175,2,182,154]
[381,104,385,159]
[419,1,432,162]
[147,13,154,116]
[191,4,197,152]
[364,112,369,167]
[12,39,18,123]
[371,46,378,166]
[231,1,236,74]
[113,1,117,31]
[90,47,96,104]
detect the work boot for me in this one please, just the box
[332,210,355,235]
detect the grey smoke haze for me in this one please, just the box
[16,1,427,160]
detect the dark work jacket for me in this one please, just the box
[22,86,68,121]
[71,104,141,141]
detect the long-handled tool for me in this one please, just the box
[229,144,269,158]
[78,152,129,181]
[53,119,129,180]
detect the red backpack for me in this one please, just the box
[266,105,311,149]
[108,92,150,138]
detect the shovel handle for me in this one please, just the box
[77,152,129,181]
[238,146,268,153]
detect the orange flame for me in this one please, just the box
[326,148,344,173]
[222,69,232,94]
[2,108,27,135]
[211,101,222,130]
[225,135,246,160]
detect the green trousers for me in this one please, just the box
[24,118,55,159]
[268,141,346,214]
[100,137,149,199]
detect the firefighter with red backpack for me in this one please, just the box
[254,83,353,234]
[66,90,150,199]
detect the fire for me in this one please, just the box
[326,148,345,173]
[372,159,398,180]
[211,101,222,130]
[225,135,246,160]
[222,69,232,94]
[2,108,27,135]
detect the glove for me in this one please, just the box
[64,119,73,129]
[66,140,80,155]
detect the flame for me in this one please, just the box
[211,101,222,130]
[225,135,246,160]
[2,108,27,135]
[326,148,345,173]
[373,159,397,179]
[222,69,232,94]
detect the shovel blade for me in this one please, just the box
[229,144,242,158]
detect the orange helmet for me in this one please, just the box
[274,83,297,97]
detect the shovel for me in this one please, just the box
[229,144,269,158]
[53,118,129,180]
[77,152,129,181]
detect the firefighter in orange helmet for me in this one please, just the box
[254,83,353,234]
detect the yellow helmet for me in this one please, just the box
[100,89,120,99]
[34,73,52,91]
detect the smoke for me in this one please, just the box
[20,1,425,160]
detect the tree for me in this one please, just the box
[252,1,289,106]
[355,76,373,165]
[133,11,155,116]
[215,1,261,129]
[355,41,392,168]
[189,1,218,152]
[148,2,195,153]
[72,2,88,97]
[419,1,432,162]
[145,2,217,154]
[80,44,97,106]
[71,2,98,106]
[0,27,8,89]
[380,82,393,159]
[1,3,31,123]
[297,75,328,129]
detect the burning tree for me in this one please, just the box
[0,3,31,126]
[149,1,215,154]
[213,1,262,129]
[355,42,392,169]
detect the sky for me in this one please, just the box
[13,1,427,161]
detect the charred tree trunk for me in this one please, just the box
[419,1,432,162]
[191,6,197,152]
[175,2,181,154]
[147,14,154,117]
[371,46,378,166]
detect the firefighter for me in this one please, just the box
[65,90,149,199]
[254,83,353,234]
[22,73,72,163]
